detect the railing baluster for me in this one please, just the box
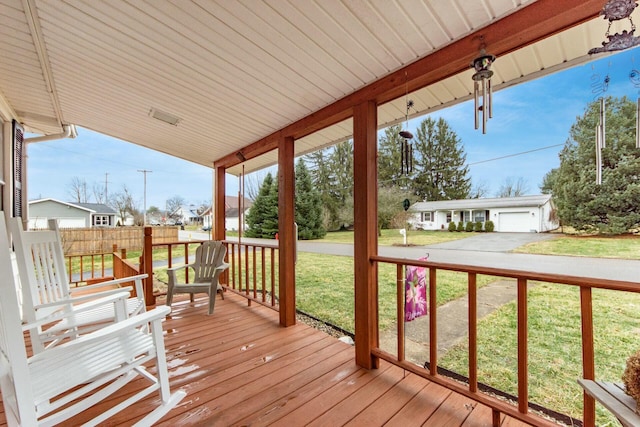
[517,277,528,414]
[469,272,478,393]
[184,243,189,284]
[261,248,266,302]
[231,243,236,289]
[429,267,437,376]
[580,287,596,427]
[270,247,275,307]
[397,264,404,363]
[244,245,250,305]
[253,246,257,299]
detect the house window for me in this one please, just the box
[94,215,109,226]
[421,212,432,222]
[473,211,486,222]
[446,213,452,223]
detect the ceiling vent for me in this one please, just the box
[149,108,181,126]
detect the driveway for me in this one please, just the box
[424,232,557,252]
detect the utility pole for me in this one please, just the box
[137,169,152,225]
[104,172,109,203]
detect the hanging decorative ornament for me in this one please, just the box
[470,45,495,134]
[400,99,414,175]
[399,73,414,176]
[589,0,640,54]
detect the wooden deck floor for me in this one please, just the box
[2,293,536,426]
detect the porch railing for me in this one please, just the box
[66,246,117,286]
[371,255,639,427]
[222,240,279,311]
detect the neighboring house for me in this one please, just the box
[201,196,252,231]
[28,198,117,229]
[410,194,557,233]
[171,205,202,225]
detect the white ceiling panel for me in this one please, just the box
[0,0,624,177]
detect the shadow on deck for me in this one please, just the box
[0,292,534,426]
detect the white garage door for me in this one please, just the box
[498,212,529,232]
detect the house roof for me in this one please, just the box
[0,1,613,177]
[411,194,553,212]
[29,198,116,214]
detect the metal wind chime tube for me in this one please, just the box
[600,97,606,148]
[636,98,640,148]
[596,125,602,185]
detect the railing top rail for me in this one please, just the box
[222,240,279,250]
[372,254,640,293]
[151,240,207,247]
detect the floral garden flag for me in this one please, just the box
[405,256,429,322]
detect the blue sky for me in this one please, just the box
[27,47,640,210]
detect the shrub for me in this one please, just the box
[448,221,457,232]
[457,221,464,232]
[465,221,474,232]
[485,220,495,232]
[474,221,483,232]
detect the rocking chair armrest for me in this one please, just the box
[59,286,134,304]
[24,291,131,331]
[29,306,172,362]
[216,262,230,272]
[70,274,148,292]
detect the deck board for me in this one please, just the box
[0,292,536,426]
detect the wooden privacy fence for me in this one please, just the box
[59,226,178,255]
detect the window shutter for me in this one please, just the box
[12,120,24,218]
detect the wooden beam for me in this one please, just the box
[214,165,225,242]
[214,0,602,169]
[278,135,296,327]
[353,100,378,369]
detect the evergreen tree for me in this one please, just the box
[245,173,278,238]
[545,96,640,234]
[295,159,326,239]
[306,140,354,230]
[412,117,471,201]
[305,148,336,229]
[378,124,408,187]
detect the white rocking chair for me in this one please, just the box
[9,217,147,353]
[0,214,186,426]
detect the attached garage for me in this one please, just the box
[498,212,530,232]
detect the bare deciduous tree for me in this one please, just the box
[497,177,530,198]
[68,177,89,203]
[111,185,139,225]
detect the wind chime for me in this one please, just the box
[400,100,414,175]
[590,0,640,184]
[470,41,495,134]
[400,74,414,176]
[595,98,606,185]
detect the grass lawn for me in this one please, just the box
[513,235,640,259]
[295,252,494,332]
[439,283,640,426]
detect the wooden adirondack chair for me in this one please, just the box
[0,213,185,426]
[166,240,229,315]
[8,217,147,353]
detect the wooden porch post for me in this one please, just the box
[214,165,226,241]
[278,135,296,327]
[353,100,379,369]
[143,226,155,306]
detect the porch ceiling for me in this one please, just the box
[0,0,622,176]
